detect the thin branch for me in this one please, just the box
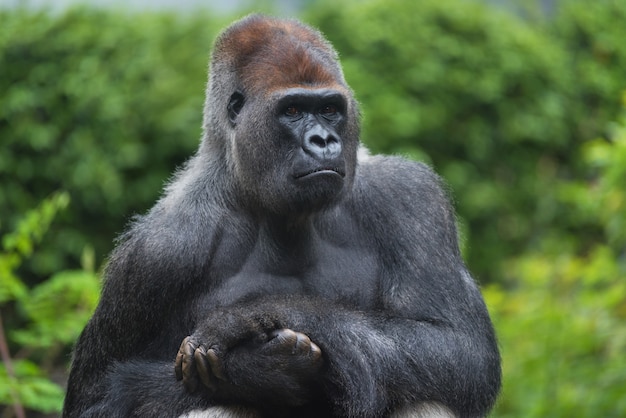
[0,313,26,418]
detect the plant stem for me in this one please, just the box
[0,313,26,418]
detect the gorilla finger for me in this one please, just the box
[182,365,199,393]
[309,341,323,362]
[194,346,217,391]
[294,333,322,362]
[207,347,226,381]
[175,351,183,380]
[294,331,312,352]
[269,328,298,351]
[175,336,195,380]
[182,340,200,392]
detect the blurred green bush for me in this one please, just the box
[0,192,100,415]
[485,92,626,417]
[0,8,220,280]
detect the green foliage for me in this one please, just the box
[12,267,100,349]
[0,360,65,414]
[0,8,220,280]
[0,192,70,304]
[485,96,626,417]
[551,0,626,140]
[486,249,626,417]
[0,193,100,414]
[558,112,626,250]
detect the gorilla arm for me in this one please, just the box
[176,286,497,418]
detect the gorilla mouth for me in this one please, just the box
[296,167,345,180]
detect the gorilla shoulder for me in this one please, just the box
[355,153,452,216]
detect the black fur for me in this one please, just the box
[63,15,500,418]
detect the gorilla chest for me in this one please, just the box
[209,238,379,308]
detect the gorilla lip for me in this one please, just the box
[296,167,345,180]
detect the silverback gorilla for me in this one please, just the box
[63,14,501,418]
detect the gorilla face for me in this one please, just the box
[229,87,357,215]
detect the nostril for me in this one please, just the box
[310,135,327,148]
[303,127,342,159]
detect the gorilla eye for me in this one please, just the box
[227,91,245,125]
[285,105,301,117]
[320,105,338,115]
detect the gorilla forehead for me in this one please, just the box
[213,14,346,93]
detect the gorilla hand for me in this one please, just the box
[175,335,222,393]
[175,328,323,406]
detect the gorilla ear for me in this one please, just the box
[227,91,245,125]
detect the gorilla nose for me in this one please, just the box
[304,126,341,160]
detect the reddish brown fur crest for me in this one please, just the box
[214,15,345,93]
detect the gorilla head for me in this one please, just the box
[200,15,360,215]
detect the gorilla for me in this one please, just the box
[63,14,501,418]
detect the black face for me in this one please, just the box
[277,88,347,183]
[230,87,356,215]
